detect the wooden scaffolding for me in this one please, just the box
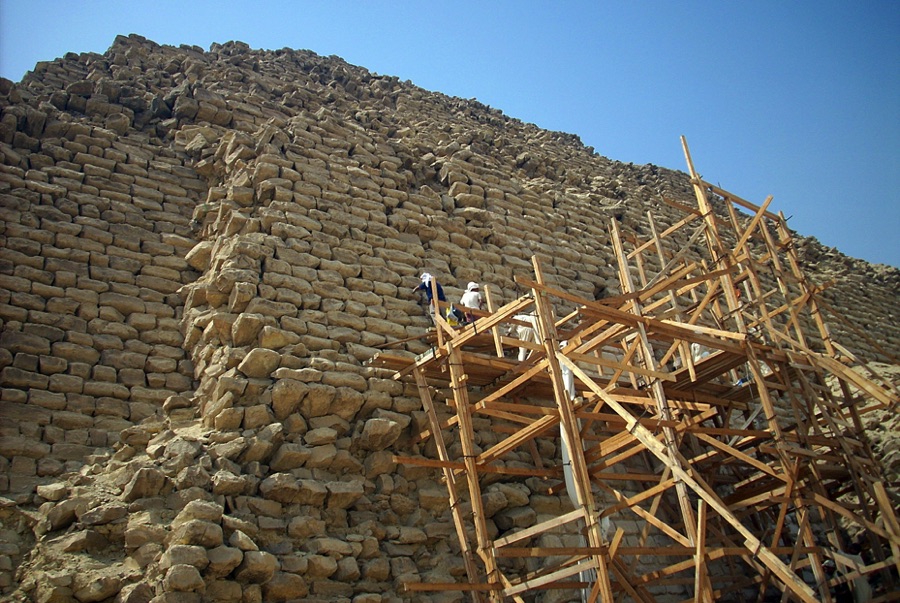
[369,138,900,602]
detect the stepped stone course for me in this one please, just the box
[0,34,897,601]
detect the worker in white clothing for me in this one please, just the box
[458,281,484,324]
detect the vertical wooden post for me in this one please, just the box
[483,284,505,358]
[530,255,615,602]
[694,500,711,603]
[445,342,502,601]
[413,368,486,602]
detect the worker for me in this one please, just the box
[513,313,538,361]
[458,281,484,323]
[413,273,446,325]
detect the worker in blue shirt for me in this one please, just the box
[413,272,447,325]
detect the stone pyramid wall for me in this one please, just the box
[0,34,897,602]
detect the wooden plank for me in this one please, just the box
[730,194,774,257]
[558,352,821,602]
[873,481,900,575]
[392,455,557,478]
[693,432,783,480]
[504,559,597,597]
[813,353,897,407]
[703,181,781,221]
[804,492,891,540]
[568,350,675,382]
[495,509,586,548]
[404,582,500,592]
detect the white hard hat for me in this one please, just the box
[420,272,432,282]
[467,282,479,291]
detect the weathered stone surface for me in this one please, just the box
[58,529,110,553]
[79,501,128,525]
[72,573,122,602]
[163,563,205,592]
[173,499,223,526]
[233,550,277,583]
[44,497,88,532]
[205,545,243,578]
[160,544,209,570]
[356,417,403,451]
[326,480,365,509]
[271,379,308,420]
[169,519,223,548]
[122,467,170,502]
[262,572,308,601]
[236,347,280,378]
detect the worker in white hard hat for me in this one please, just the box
[458,281,484,324]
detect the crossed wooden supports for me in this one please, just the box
[369,141,899,601]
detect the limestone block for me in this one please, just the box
[26,389,66,412]
[305,444,336,469]
[356,418,402,451]
[0,331,51,355]
[0,366,49,389]
[44,497,88,532]
[262,572,308,601]
[174,465,211,491]
[0,436,50,459]
[237,437,276,465]
[122,467,170,502]
[257,326,299,350]
[362,557,391,582]
[227,281,256,314]
[306,554,338,579]
[36,482,67,501]
[211,470,248,496]
[495,483,530,507]
[321,370,367,392]
[117,583,156,603]
[160,544,210,570]
[270,379,308,420]
[481,490,508,518]
[268,443,311,472]
[326,481,364,510]
[210,438,246,462]
[493,506,537,531]
[328,386,364,421]
[245,298,297,319]
[237,348,280,379]
[242,404,273,430]
[231,313,266,346]
[298,383,335,418]
[169,519,224,548]
[259,472,307,504]
[213,407,243,431]
[228,528,260,551]
[234,550,277,584]
[303,427,337,447]
[418,487,450,513]
[72,573,122,602]
[163,563,205,592]
[79,502,128,526]
[206,546,244,579]
[59,529,110,553]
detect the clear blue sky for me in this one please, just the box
[1,1,898,267]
